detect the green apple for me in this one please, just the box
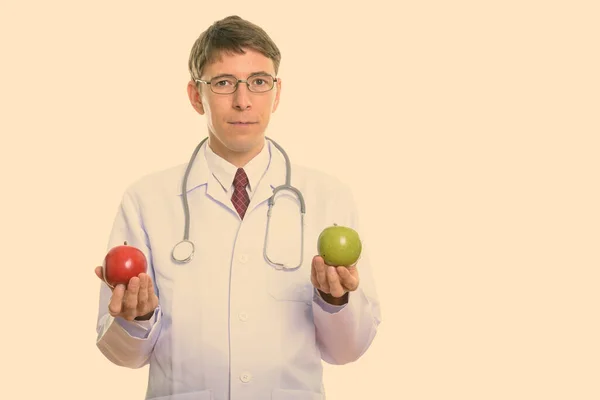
[317,223,362,267]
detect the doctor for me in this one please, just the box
[95,15,381,400]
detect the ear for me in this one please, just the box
[271,77,282,113]
[187,80,205,115]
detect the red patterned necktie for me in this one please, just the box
[231,168,250,219]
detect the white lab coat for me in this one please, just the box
[96,138,382,400]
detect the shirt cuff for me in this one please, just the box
[313,287,348,314]
[114,307,159,339]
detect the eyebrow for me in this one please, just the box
[209,71,273,80]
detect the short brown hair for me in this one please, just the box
[188,15,281,81]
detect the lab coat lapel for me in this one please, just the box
[206,173,237,213]
[247,140,287,215]
[176,140,238,216]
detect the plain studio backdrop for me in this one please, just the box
[1,1,599,399]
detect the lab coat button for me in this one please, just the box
[239,312,248,321]
[239,254,248,263]
[240,372,252,383]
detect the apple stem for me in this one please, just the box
[124,240,128,245]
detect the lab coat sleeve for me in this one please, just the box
[95,188,163,369]
[312,183,382,365]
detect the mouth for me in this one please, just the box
[228,121,258,125]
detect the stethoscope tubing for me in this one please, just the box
[171,136,305,270]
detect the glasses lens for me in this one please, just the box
[248,75,274,92]
[210,76,238,94]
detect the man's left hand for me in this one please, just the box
[311,255,360,302]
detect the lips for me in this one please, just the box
[229,121,257,124]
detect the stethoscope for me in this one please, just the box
[171,136,306,270]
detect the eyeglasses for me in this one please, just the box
[195,73,278,94]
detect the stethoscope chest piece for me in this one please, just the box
[172,240,194,263]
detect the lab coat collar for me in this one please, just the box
[177,137,287,216]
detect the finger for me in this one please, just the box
[147,274,157,297]
[123,277,141,320]
[310,259,319,288]
[315,257,330,293]
[145,274,160,309]
[108,284,125,316]
[327,266,346,298]
[137,274,149,313]
[337,266,359,291]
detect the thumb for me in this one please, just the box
[95,265,116,291]
[95,266,104,280]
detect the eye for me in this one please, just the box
[250,76,273,86]
[213,77,236,86]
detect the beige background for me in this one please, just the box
[1,0,599,398]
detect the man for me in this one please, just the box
[95,15,381,400]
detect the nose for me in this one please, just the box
[232,82,252,110]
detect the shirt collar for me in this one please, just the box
[204,138,271,194]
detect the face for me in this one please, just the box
[187,48,282,163]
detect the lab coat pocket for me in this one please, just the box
[149,389,213,400]
[266,267,313,303]
[271,388,324,399]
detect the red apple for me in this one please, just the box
[102,241,148,288]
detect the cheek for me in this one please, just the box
[202,108,221,132]
[260,96,278,116]
[203,102,225,124]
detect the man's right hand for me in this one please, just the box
[95,267,159,321]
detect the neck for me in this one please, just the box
[208,133,265,168]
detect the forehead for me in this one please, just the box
[203,48,275,78]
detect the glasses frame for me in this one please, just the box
[195,73,278,95]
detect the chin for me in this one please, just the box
[223,132,265,153]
